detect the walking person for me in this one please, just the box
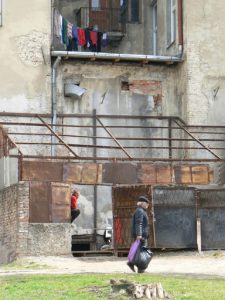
[71,189,80,223]
[127,195,150,273]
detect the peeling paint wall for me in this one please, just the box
[181,0,225,125]
[0,0,51,113]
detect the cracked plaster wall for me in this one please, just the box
[0,0,51,114]
[183,0,225,125]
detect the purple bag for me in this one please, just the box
[127,240,141,263]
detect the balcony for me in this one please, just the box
[52,6,127,52]
[76,7,126,45]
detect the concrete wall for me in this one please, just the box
[27,224,71,256]
[0,156,18,189]
[0,0,51,114]
[182,0,225,125]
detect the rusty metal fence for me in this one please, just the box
[0,112,225,163]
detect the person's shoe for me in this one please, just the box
[127,262,135,272]
[137,268,145,273]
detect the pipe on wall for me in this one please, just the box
[177,0,183,55]
[51,51,182,63]
[51,56,61,156]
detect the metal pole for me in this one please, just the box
[93,109,97,247]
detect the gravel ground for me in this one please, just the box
[1,250,225,277]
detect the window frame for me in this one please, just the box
[91,0,100,10]
[152,1,158,55]
[167,0,177,48]
[0,0,2,26]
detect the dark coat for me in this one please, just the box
[131,207,149,239]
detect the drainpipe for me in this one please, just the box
[177,0,183,58]
[51,56,61,156]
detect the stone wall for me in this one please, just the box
[27,224,71,256]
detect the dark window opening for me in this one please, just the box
[131,0,139,22]
[121,81,130,91]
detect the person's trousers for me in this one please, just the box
[71,209,80,222]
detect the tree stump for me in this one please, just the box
[110,279,171,299]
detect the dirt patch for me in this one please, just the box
[1,250,225,277]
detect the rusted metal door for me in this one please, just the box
[29,182,70,223]
[29,182,51,223]
[112,184,154,253]
[153,186,197,249]
[198,189,225,250]
[51,183,70,223]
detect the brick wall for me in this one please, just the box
[0,181,71,264]
[0,184,19,264]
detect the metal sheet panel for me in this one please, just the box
[154,207,197,248]
[156,165,172,184]
[137,164,157,184]
[192,165,209,184]
[51,183,70,223]
[174,165,210,184]
[199,189,225,208]
[103,163,137,184]
[63,163,102,184]
[22,161,63,182]
[137,164,172,184]
[112,185,153,250]
[29,182,50,223]
[200,208,225,250]
[81,164,102,184]
[199,189,225,249]
[174,165,192,184]
[153,187,196,248]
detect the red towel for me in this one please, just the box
[90,31,97,45]
[77,28,86,46]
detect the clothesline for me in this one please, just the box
[54,8,108,52]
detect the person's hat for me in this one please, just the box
[138,195,150,203]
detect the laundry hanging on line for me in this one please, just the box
[53,8,108,52]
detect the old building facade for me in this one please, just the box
[1,0,225,263]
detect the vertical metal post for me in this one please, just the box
[168,118,172,159]
[93,109,97,247]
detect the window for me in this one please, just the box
[91,0,100,9]
[167,0,176,46]
[130,0,139,22]
[152,1,157,55]
[0,0,2,26]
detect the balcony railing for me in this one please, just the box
[76,7,127,34]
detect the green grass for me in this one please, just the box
[0,274,225,300]
[2,260,51,271]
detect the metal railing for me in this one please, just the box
[0,112,225,162]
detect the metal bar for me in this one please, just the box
[37,114,80,158]
[12,142,225,150]
[168,118,172,159]
[173,119,222,160]
[96,117,132,159]
[0,112,185,122]
[93,109,97,246]
[5,133,23,157]
[9,154,224,162]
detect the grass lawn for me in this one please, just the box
[0,273,225,300]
